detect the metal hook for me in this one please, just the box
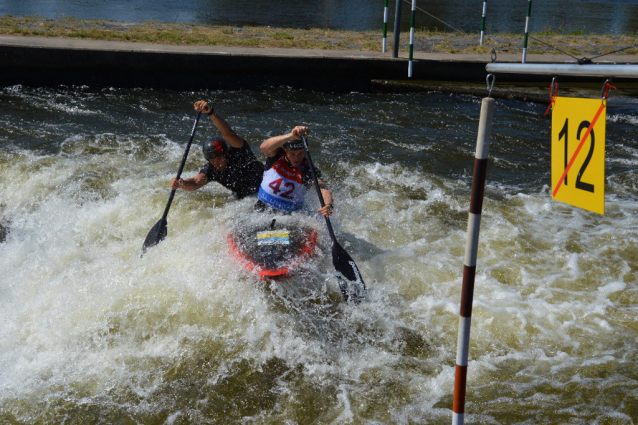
[601,78,615,100]
[550,77,558,99]
[542,77,559,117]
[486,74,495,98]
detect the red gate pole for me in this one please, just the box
[452,93,495,425]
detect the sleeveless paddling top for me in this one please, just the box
[257,150,321,212]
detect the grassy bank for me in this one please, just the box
[0,14,636,57]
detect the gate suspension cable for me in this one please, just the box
[528,34,637,64]
[402,0,466,33]
[589,44,638,60]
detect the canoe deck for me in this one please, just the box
[228,215,319,280]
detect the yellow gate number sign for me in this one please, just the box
[551,97,606,215]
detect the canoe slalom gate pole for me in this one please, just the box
[522,0,533,63]
[408,0,417,77]
[392,0,403,58]
[452,65,637,422]
[382,0,389,53]
[480,0,487,46]
[452,76,495,425]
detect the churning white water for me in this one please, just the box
[0,85,636,423]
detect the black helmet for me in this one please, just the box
[203,138,228,160]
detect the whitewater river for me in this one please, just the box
[0,84,637,424]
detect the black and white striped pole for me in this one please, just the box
[452,75,495,425]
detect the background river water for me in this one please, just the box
[1,0,637,34]
[0,84,637,423]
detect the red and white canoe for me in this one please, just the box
[228,215,319,280]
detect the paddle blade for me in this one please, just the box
[142,218,167,254]
[332,241,367,303]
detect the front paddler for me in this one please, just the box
[170,100,264,199]
[255,126,334,217]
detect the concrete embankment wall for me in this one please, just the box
[1,36,636,93]
[0,37,486,92]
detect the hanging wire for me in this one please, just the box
[528,34,637,64]
[527,35,581,61]
[396,1,636,63]
[402,0,466,33]
[589,44,638,60]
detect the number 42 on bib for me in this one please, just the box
[551,97,606,215]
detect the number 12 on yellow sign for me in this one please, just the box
[551,97,606,215]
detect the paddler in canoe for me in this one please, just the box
[248,125,367,304]
[255,126,334,218]
[170,100,264,199]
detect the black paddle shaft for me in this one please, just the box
[159,111,202,221]
[300,135,336,239]
[142,111,202,253]
[301,135,367,302]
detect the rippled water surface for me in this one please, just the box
[1,0,636,33]
[0,85,637,424]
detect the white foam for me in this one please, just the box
[1,88,637,423]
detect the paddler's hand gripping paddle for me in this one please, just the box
[301,134,367,303]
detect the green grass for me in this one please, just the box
[272,32,294,40]
[0,14,636,55]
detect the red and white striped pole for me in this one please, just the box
[452,94,495,425]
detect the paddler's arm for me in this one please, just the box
[260,126,310,157]
[194,100,245,149]
[316,179,334,217]
[171,173,208,192]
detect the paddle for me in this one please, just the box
[142,111,202,255]
[301,135,367,303]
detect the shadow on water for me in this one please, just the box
[262,267,434,358]
[335,230,386,263]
